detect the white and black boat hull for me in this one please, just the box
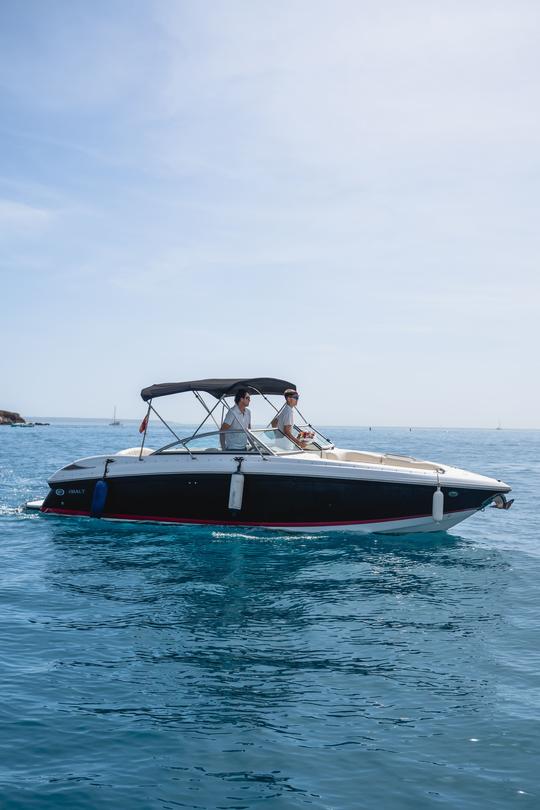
[39,452,511,535]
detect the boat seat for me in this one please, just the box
[116,447,154,456]
[322,449,382,463]
[321,448,443,472]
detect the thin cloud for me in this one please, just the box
[0,199,54,233]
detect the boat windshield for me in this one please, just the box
[250,429,302,454]
[157,429,301,455]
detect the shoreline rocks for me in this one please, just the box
[0,409,26,425]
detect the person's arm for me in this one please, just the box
[284,424,307,448]
[271,404,286,429]
[220,421,231,449]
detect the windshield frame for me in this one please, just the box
[291,423,334,451]
[152,428,303,456]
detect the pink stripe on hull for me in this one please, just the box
[41,506,473,526]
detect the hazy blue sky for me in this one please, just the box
[1,0,538,427]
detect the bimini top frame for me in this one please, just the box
[137,376,333,459]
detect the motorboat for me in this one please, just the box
[30,377,513,534]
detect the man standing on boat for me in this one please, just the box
[272,389,307,449]
[220,389,252,450]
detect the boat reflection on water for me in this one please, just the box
[46,521,509,732]
[46,522,503,612]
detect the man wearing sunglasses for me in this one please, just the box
[271,389,307,449]
[220,389,252,450]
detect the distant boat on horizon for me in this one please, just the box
[110,406,121,426]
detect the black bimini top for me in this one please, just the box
[141,377,296,402]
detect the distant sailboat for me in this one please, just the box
[110,406,121,426]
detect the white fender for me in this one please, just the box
[228,472,245,510]
[432,486,444,522]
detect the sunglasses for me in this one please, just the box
[287,394,299,400]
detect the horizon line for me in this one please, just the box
[15,416,538,431]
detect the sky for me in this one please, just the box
[0,0,538,427]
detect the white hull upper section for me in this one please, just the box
[48,446,511,495]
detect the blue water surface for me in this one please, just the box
[0,422,538,809]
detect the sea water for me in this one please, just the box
[0,423,538,809]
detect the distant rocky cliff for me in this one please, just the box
[0,409,25,425]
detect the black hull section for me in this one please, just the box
[41,472,500,527]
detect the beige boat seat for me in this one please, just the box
[116,447,154,456]
[321,448,443,472]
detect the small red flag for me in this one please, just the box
[139,415,149,434]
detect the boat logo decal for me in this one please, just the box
[55,489,65,496]
[448,490,459,497]
[68,488,85,495]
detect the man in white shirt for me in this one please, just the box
[220,389,252,450]
[271,389,307,448]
